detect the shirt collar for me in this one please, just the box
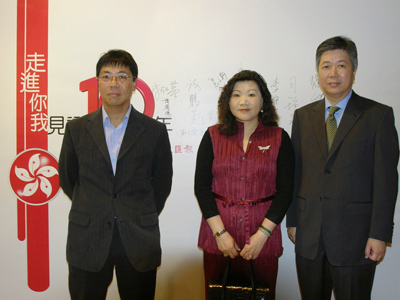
[325,90,352,110]
[102,105,132,127]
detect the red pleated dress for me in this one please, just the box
[198,121,283,300]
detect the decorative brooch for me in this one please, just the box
[258,145,271,153]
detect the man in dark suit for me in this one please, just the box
[286,36,399,299]
[59,49,173,300]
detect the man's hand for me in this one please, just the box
[365,238,387,263]
[287,227,296,244]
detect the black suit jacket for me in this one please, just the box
[287,92,399,266]
[59,106,173,272]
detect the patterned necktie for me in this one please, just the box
[326,106,340,152]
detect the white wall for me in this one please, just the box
[1,0,400,299]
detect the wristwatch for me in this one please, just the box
[213,228,227,238]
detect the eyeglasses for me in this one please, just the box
[97,74,133,83]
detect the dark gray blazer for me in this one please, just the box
[59,106,173,272]
[287,92,399,266]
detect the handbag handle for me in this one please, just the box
[220,257,256,300]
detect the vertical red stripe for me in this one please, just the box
[17,201,26,241]
[17,0,27,243]
[16,0,50,292]
[26,205,49,291]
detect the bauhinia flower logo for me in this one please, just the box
[9,148,60,205]
[15,153,58,198]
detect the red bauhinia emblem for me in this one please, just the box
[10,149,59,206]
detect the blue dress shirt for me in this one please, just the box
[102,105,131,175]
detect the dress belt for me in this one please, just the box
[213,192,275,244]
[213,193,274,204]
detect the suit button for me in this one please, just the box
[113,194,118,198]
[107,221,112,226]
[324,169,331,174]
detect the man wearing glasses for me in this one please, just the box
[59,49,173,300]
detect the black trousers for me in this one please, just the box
[296,235,376,300]
[69,223,157,300]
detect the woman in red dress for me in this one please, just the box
[195,70,295,299]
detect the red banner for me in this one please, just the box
[14,0,54,292]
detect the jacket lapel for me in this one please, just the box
[311,100,328,159]
[86,108,112,166]
[118,107,145,160]
[327,92,363,160]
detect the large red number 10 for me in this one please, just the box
[79,77,155,117]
